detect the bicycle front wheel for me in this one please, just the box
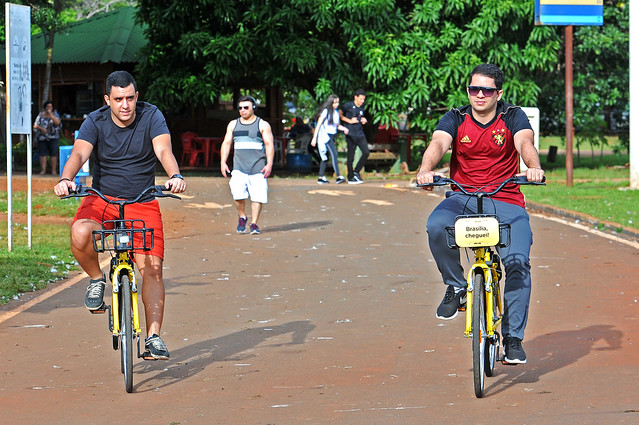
[120,273,134,393]
[472,272,486,398]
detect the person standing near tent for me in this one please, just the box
[33,100,62,175]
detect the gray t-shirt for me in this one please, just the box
[77,101,169,200]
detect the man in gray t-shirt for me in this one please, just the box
[54,71,186,360]
[220,95,274,235]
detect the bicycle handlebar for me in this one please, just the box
[417,175,545,197]
[61,185,181,203]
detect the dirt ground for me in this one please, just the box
[1,175,639,425]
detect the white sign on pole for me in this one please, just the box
[8,4,31,134]
[521,107,540,172]
[5,3,32,251]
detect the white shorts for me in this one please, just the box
[229,170,268,203]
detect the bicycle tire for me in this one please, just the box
[120,273,134,393]
[472,272,486,398]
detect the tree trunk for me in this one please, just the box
[42,29,55,102]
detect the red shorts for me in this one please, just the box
[73,195,165,260]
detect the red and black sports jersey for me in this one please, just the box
[435,101,532,208]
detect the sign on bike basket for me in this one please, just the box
[453,215,500,248]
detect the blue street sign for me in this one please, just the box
[535,0,604,26]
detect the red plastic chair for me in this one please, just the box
[180,132,206,167]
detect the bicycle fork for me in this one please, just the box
[109,254,142,345]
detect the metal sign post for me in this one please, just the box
[631,1,638,189]
[535,0,604,188]
[5,3,32,251]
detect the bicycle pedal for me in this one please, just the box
[141,350,158,361]
[89,302,107,314]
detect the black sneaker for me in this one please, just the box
[347,177,363,185]
[143,334,170,360]
[84,275,106,310]
[435,285,467,320]
[317,176,329,184]
[503,335,527,364]
[237,216,248,233]
[336,176,346,184]
[353,172,364,183]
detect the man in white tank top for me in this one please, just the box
[220,95,274,235]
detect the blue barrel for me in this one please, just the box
[59,144,90,184]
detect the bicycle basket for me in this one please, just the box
[92,219,154,252]
[445,215,511,249]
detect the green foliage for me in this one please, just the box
[135,0,562,134]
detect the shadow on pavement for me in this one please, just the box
[263,220,332,233]
[485,324,623,397]
[132,320,316,392]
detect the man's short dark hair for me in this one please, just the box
[106,71,137,95]
[238,95,257,108]
[469,64,503,90]
[354,88,366,97]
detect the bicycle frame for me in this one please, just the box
[93,217,153,341]
[464,248,502,339]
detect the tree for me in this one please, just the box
[136,0,562,134]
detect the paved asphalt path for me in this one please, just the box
[1,177,638,424]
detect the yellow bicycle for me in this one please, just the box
[419,175,544,398]
[63,185,180,393]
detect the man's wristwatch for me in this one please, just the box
[170,174,184,180]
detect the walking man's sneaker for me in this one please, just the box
[250,223,261,235]
[347,176,363,184]
[353,172,364,183]
[336,176,346,184]
[237,216,248,233]
[436,285,467,320]
[84,275,106,310]
[503,335,527,364]
[143,334,170,360]
[317,176,329,184]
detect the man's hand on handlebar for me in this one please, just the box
[166,176,187,194]
[517,167,545,183]
[54,179,76,197]
[416,169,445,191]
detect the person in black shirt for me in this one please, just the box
[340,89,369,184]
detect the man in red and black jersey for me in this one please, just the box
[416,64,545,364]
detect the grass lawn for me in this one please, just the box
[521,150,637,232]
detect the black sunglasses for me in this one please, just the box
[467,86,499,97]
[238,105,251,110]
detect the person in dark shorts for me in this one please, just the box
[54,71,186,360]
[33,100,62,174]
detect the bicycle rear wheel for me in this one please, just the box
[120,274,134,393]
[472,272,486,398]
